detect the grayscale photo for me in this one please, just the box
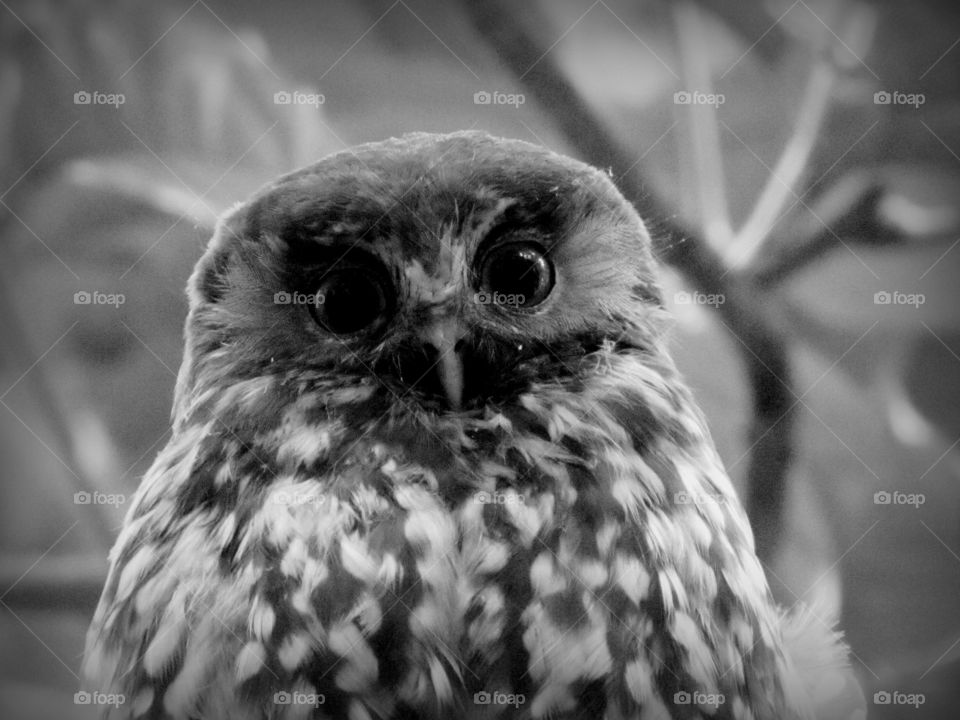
[1,1,958,718]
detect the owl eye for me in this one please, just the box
[477,241,554,309]
[309,268,391,335]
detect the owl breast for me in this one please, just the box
[84,346,794,720]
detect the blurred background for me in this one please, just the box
[1,0,959,717]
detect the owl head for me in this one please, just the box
[174,131,666,421]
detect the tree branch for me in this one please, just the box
[0,554,106,611]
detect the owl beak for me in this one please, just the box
[419,317,466,410]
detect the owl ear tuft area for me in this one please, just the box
[187,209,250,307]
[195,245,234,304]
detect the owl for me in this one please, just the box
[83,131,865,720]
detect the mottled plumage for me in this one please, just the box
[84,131,864,719]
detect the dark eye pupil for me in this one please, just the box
[480,242,553,308]
[311,269,387,334]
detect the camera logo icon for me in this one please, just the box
[73,90,124,107]
[274,90,324,108]
[272,690,323,706]
[74,289,125,306]
[473,89,524,106]
[673,90,724,107]
[673,690,724,708]
[873,290,924,307]
[873,90,924,107]
[472,690,525,707]
[73,690,124,707]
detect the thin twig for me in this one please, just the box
[673,1,733,252]
[724,58,836,269]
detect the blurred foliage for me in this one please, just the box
[1,1,959,718]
